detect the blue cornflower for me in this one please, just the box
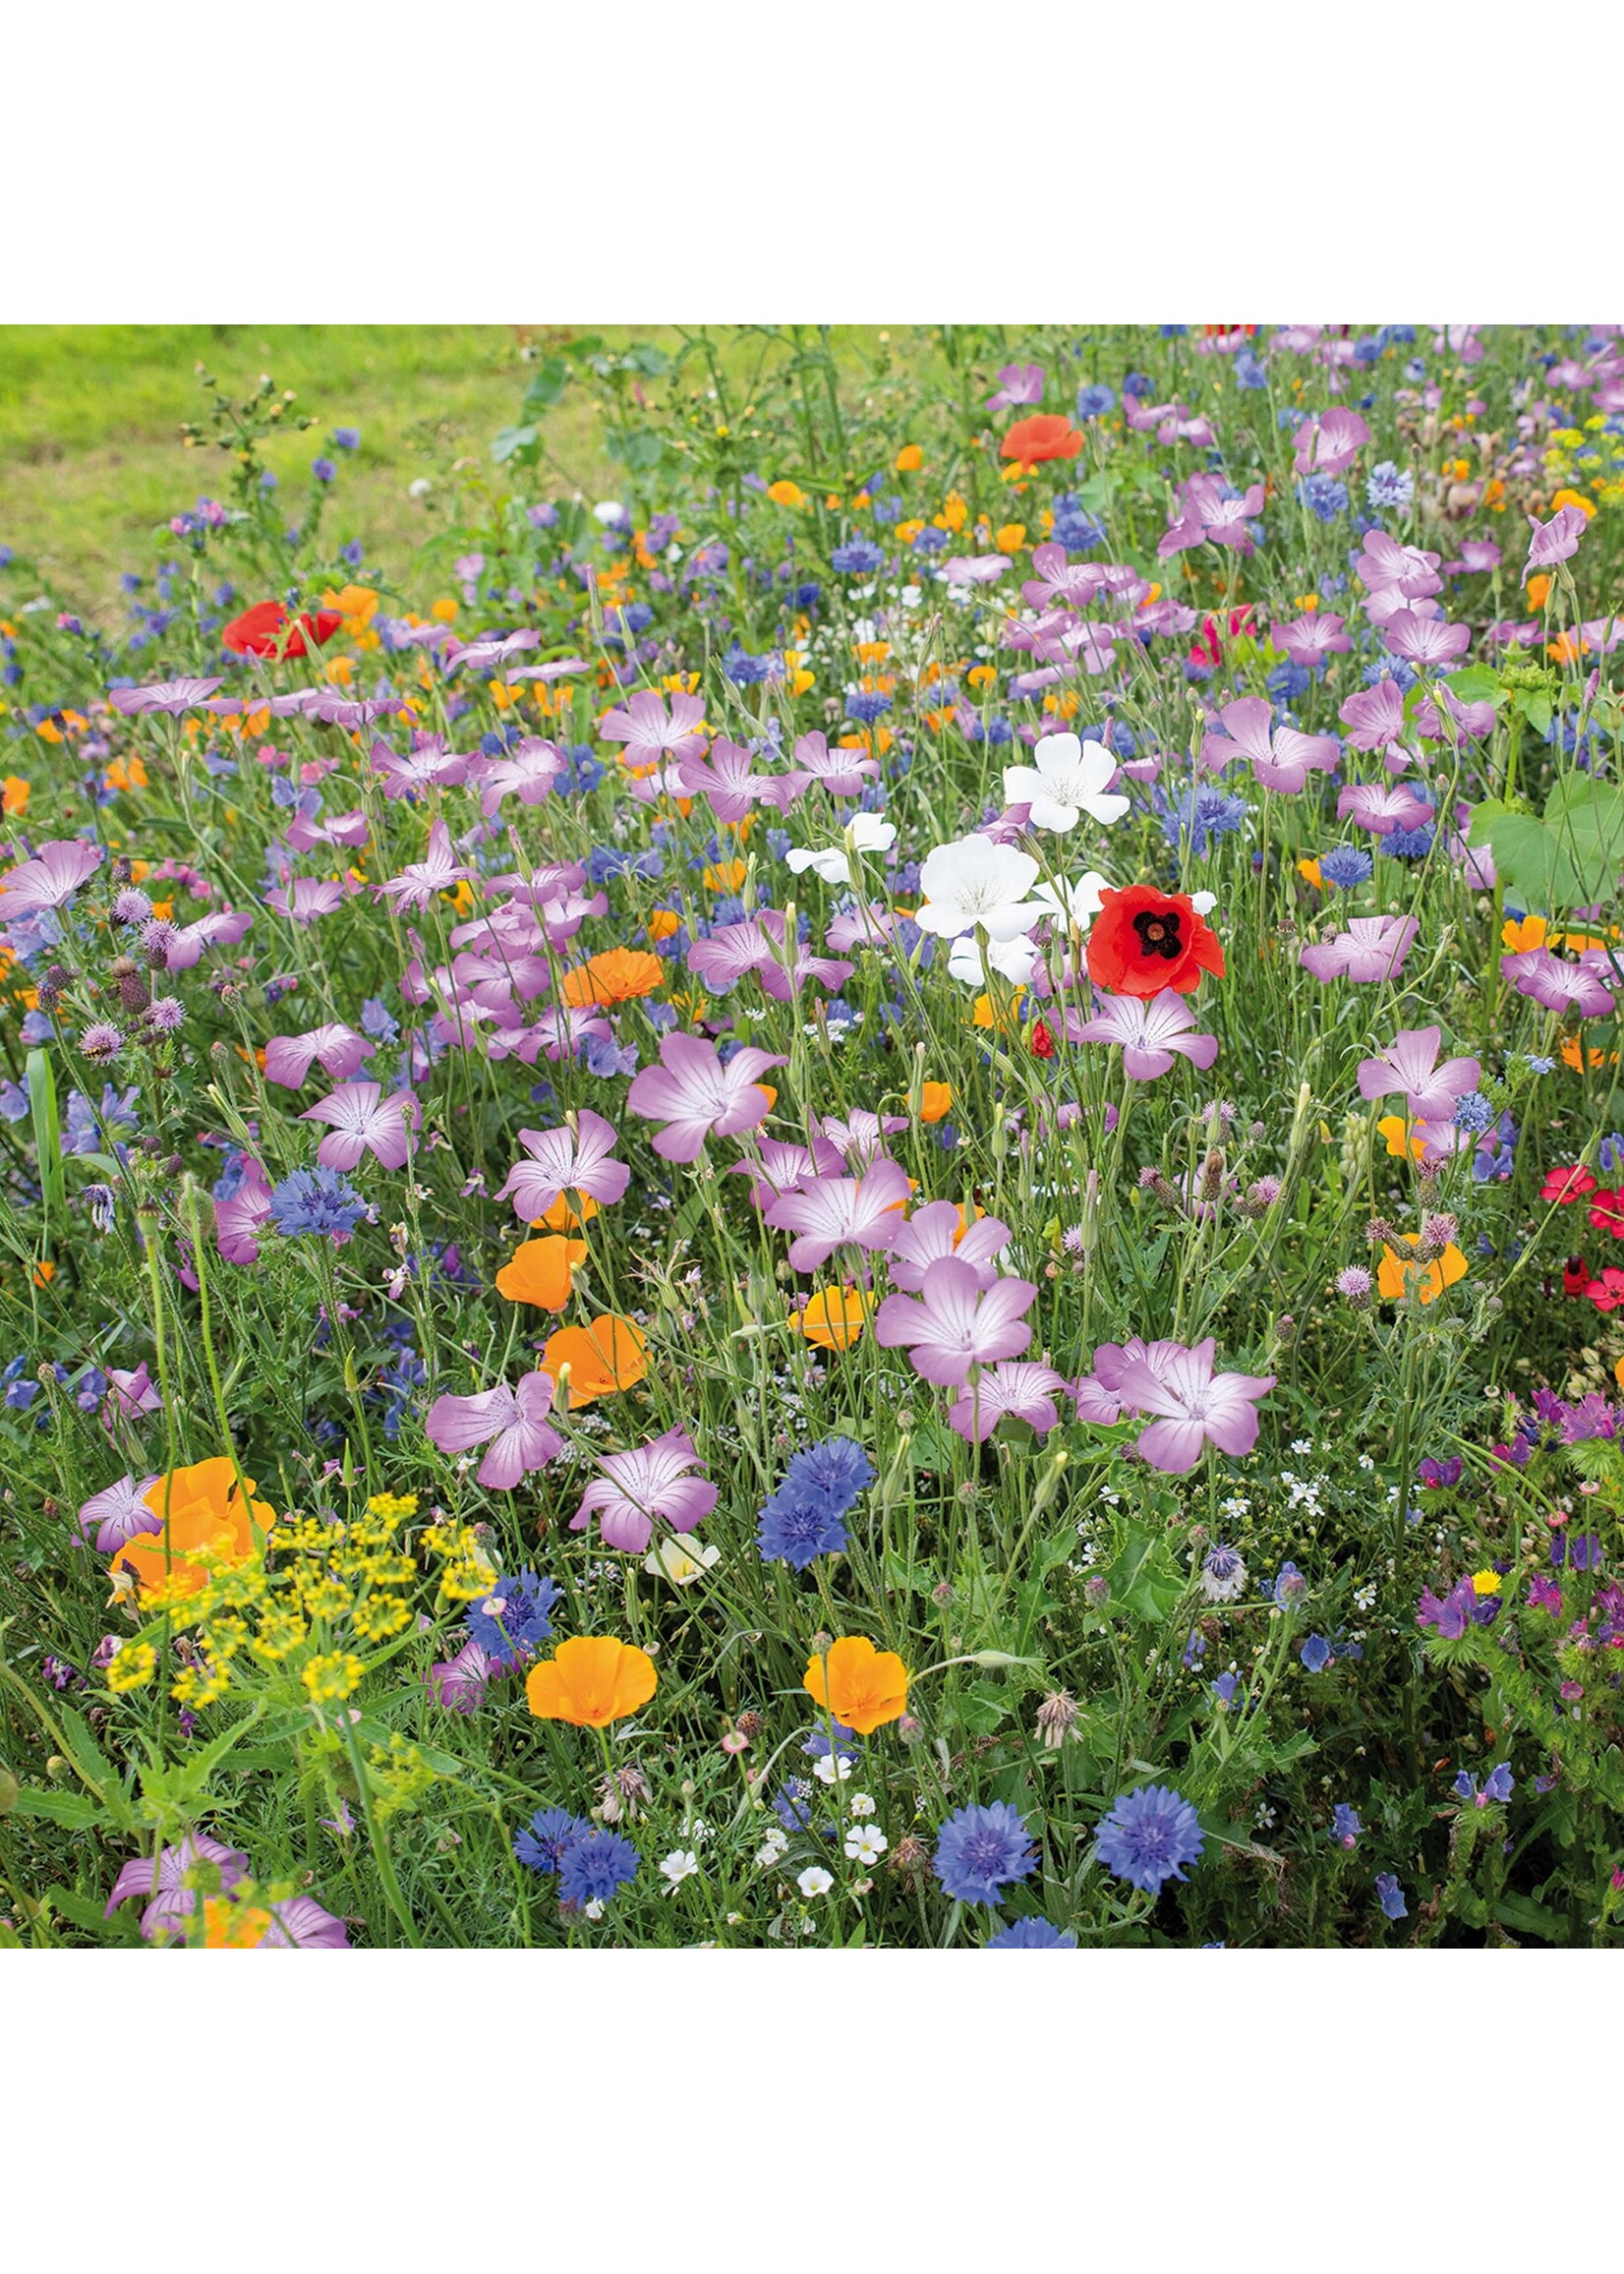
[933,1801,1038,1907]
[985,1917,1077,1949]
[1366,460,1414,510]
[1298,472,1349,522]
[802,1721,859,1764]
[465,1569,560,1667]
[1094,1784,1204,1895]
[757,1490,848,1570]
[1318,845,1373,889]
[1267,660,1312,703]
[1374,1873,1408,1921]
[786,1436,875,1512]
[1273,1560,1308,1610]
[1330,1804,1362,1848]
[268,1167,369,1239]
[1526,1054,1556,1076]
[1165,784,1249,857]
[845,688,892,725]
[361,996,399,1042]
[831,538,885,574]
[1597,1132,1624,1174]
[514,1806,593,1875]
[1451,1090,1496,1135]
[774,1779,815,1835]
[1050,494,1106,553]
[312,457,337,483]
[722,641,775,687]
[1075,382,1117,420]
[1383,823,1435,860]
[1299,1634,1332,1673]
[558,1830,640,1909]
[332,428,361,450]
[1234,351,1267,391]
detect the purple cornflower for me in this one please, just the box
[1374,1874,1408,1921]
[558,1830,640,1909]
[1330,1804,1361,1849]
[985,1917,1076,1949]
[465,1568,561,1668]
[514,1807,594,1875]
[933,1801,1039,1907]
[757,1436,874,1569]
[1094,1784,1204,1895]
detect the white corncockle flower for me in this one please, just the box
[643,1536,722,1587]
[848,1792,877,1818]
[1032,870,1110,933]
[797,1866,835,1898]
[660,1849,700,1890]
[914,835,1046,943]
[784,811,897,887]
[1002,731,1131,833]
[948,931,1039,988]
[844,1825,888,1865]
[813,1752,853,1785]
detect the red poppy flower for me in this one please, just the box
[1189,606,1257,670]
[1563,1255,1591,1298]
[1029,1019,1056,1060]
[1587,1187,1624,1239]
[1543,1164,1598,1205]
[1000,415,1082,466]
[1587,1267,1624,1312]
[1085,885,1225,999]
[222,599,343,660]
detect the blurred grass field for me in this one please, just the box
[0,324,900,625]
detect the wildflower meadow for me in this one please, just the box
[9,321,1624,1953]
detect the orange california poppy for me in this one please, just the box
[496,1235,588,1311]
[559,948,665,1008]
[793,1286,872,1351]
[526,1634,658,1726]
[532,1191,599,1234]
[1000,415,1083,465]
[541,1314,650,1406]
[1375,1115,1429,1164]
[917,1081,953,1124]
[1376,1237,1468,1306]
[112,1457,277,1598]
[803,1634,909,1735]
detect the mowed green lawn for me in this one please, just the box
[0,324,903,626]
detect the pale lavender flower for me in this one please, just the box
[1086,1337,1275,1474]
[599,687,708,764]
[0,838,102,915]
[108,675,224,715]
[425,1370,563,1489]
[763,1159,912,1271]
[986,362,1045,411]
[887,1201,1012,1294]
[1201,695,1338,794]
[1299,914,1420,983]
[570,1427,718,1553]
[948,1361,1069,1444]
[475,736,565,817]
[160,908,255,969]
[1501,947,1615,1019]
[302,1079,419,1171]
[1358,1026,1482,1120]
[262,1022,377,1090]
[1384,609,1471,667]
[625,1032,784,1162]
[874,1255,1037,1387]
[77,1472,161,1553]
[1271,611,1351,668]
[1336,780,1433,837]
[495,1110,630,1221]
[1069,990,1219,1080]
[1293,406,1369,475]
[375,819,476,914]
[1523,503,1590,584]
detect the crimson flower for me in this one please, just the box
[222,600,342,659]
[1085,885,1224,999]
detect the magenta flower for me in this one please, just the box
[268,877,347,924]
[887,1201,1012,1294]
[1337,677,1405,754]
[625,1032,784,1162]
[429,1637,501,1714]
[1298,914,1419,983]
[285,807,371,855]
[1415,686,1496,742]
[446,627,541,670]
[1358,1026,1482,1121]
[496,1110,630,1222]
[686,911,851,1001]
[1073,1336,1192,1425]
[425,1370,563,1489]
[874,1255,1037,1388]
[159,908,255,970]
[670,735,780,823]
[569,1426,718,1553]
[818,1110,909,1170]
[1157,473,1264,560]
[104,1831,249,1938]
[1090,1336,1275,1474]
[262,1022,377,1090]
[1069,990,1219,1081]
[109,675,224,715]
[1336,780,1433,837]
[948,1362,1069,1445]
[256,1895,350,1949]
[1501,947,1615,1019]
[1356,531,1443,604]
[1201,695,1338,793]
[302,1080,418,1172]
[1523,503,1590,584]
[376,819,476,913]
[1384,609,1471,667]
[728,1134,845,1209]
[215,1159,274,1264]
[763,1159,911,1272]
[77,1473,161,1553]
[985,362,1045,411]
[103,1364,161,1424]
[476,735,565,817]
[0,837,102,915]
[780,729,881,799]
[369,732,471,798]
[1020,544,1102,610]
[1293,406,1369,476]
[1271,611,1350,669]
[600,687,708,764]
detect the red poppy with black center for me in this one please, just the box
[222,599,343,660]
[1085,884,1225,999]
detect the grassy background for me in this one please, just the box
[0,324,901,624]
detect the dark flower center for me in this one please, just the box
[1131,907,1184,962]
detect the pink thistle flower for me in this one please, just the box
[302,1080,419,1172]
[763,1159,912,1272]
[625,1032,784,1162]
[425,1370,563,1489]
[495,1110,630,1222]
[874,1255,1037,1387]
[569,1427,718,1553]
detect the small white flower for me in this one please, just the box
[756,1839,786,1868]
[914,835,1045,943]
[660,1849,700,1890]
[848,1791,877,1818]
[948,930,1038,988]
[1031,870,1110,934]
[813,1752,853,1785]
[797,1866,835,1898]
[785,811,896,888]
[844,1825,888,1864]
[593,499,629,526]
[643,1536,722,1587]
[584,1898,606,1921]
[1002,731,1131,834]
[1189,888,1219,915]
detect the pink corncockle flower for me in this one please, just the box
[103,1365,162,1424]
[1126,397,1216,447]
[262,1022,377,1090]
[268,877,347,924]
[302,1080,419,1172]
[1298,913,1420,983]
[1069,989,1220,1080]
[729,1134,846,1209]
[1523,503,1590,584]
[888,1201,1012,1294]
[671,735,781,822]
[1157,473,1264,560]
[986,362,1045,411]
[305,694,409,730]
[1336,780,1434,837]
[1415,686,1496,741]
[913,836,1046,943]
[1073,1336,1189,1424]
[1356,531,1443,603]
[818,1112,908,1171]
[492,1007,612,1064]
[369,734,471,798]
[764,1159,912,1272]
[1200,696,1338,794]
[778,730,882,799]
[874,1254,1037,1387]
[376,819,477,914]
[1337,677,1406,754]
[495,1110,630,1222]
[942,554,1012,585]
[570,1427,718,1554]
[1293,406,1369,476]
[1002,731,1131,833]
[285,807,372,854]
[948,1361,1069,1445]
[77,1473,161,1553]
[475,737,564,817]
[0,838,102,915]
[686,911,852,1002]
[1450,539,1503,574]
[429,1637,501,1714]
[1384,609,1471,667]
[158,908,255,969]
[109,675,224,715]
[825,902,901,953]
[215,1160,274,1264]
[1501,947,1615,1019]
[446,627,541,670]
[600,687,708,764]
[1020,544,1102,610]
[104,1832,250,1940]
[1358,1026,1482,1121]
[626,1031,784,1162]
[425,1370,563,1489]
[505,657,588,685]
[1271,611,1351,669]
[1088,1336,1275,1474]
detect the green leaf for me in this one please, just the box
[1472,774,1624,910]
[26,1046,64,1253]
[9,1784,104,1830]
[1107,1521,1185,1621]
[41,1886,119,1933]
[606,426,666,474]
[1444,663,1504,707]
[1494,1894,1566,1943]
[491,425,540,466]
[521,358,571,413]
[1514,689,1554,737]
